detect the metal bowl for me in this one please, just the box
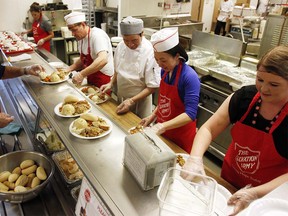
[0,151,55,203]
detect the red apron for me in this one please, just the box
[156,62,196,153]
[32,15,50,51]
[221,92,288,189]
[80,28,111,88]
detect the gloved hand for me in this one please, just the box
[140,114,157,127]
[100,82,112,94]
[228,186,258,216]
[72,72,84,85]
[37,39,45,46]
[24,64,45,76]
[116,98,135,114]
[150,123,165,135]
[181,156,206,181]
[0,113,14,128]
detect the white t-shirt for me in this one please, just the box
[78,27,114,76]
[218,0,234,22]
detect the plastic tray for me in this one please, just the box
[52,150,83,185]
[157,168,217,216]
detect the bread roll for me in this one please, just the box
[80,113,98,122]
[87,87,97,94]
[64,95,79,103]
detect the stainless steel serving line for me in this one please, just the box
[2,49,162,215]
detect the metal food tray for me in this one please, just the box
[52,150,83,185]
[36,133,65,154]
[70,185,81,201]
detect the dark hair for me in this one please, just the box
[30,2,41,13]
[257,45,288,81]
[164,44,188,62]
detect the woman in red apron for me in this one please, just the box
[64,12,113,88]
[141,28,200,153]
[28,2,54,52]
[182,45,288,215]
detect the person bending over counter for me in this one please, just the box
[100,16,160,118]
[24,2,54,51]
[64,12,114,88]
[0,64,44,128]
[141,27,200,153]
[182,45,288,215]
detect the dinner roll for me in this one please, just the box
[80,113,98,122]
[39,72,47,80]
[73,118,88,129]
[61,104,75,115]
[64,95,79,103]
[91,95,99,102]
[87,87,98,94]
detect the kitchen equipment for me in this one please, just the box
[0,150,55,203]
[123,129,176,191]
[157,167,217,216]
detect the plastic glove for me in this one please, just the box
[100,82,112,94]
[140,114,156,127]
[24,64,45,76]
[150,123,165,135]
[37,39,45,46]
[0,113,14,128]
[228,185,258,216]
[116,98,135,114]
[72,72,84,85]
[181,156,206,181]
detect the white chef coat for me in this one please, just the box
[78,27,114,76]
[114,37,160,118]
[217,0,234,22]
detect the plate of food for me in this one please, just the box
[128,125,144,134]
[80,86,100,95]
[88,92,109,104]
[54,95,91,118]
[69,113,112,139]
[39,70,69,84]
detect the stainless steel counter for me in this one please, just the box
[10,50,161,215]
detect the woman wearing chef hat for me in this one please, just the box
[100,16,160,118]
[183,45,288,215]
[24,2,54,51]
[141,27,200,153]
[64,12,114,88]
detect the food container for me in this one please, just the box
[123,129,176,191]
[71,185,81,201]
[157,168,217,216]
[52,150,83,185]
[37,132,65,154]
[0,151,54,203]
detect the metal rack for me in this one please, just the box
[82,0,96,27]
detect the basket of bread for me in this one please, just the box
[0,151,54,203]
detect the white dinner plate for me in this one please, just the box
[40,75,69,85]
[48,61,64,68]
[80,86,100,96]
[88,93,109,104]
[54,101,91,118]
[246,198,288,216]
[69,116,112,139]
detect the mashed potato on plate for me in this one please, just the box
[61,104,75,115]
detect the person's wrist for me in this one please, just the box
[22,67,28,75]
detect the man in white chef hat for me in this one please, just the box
[64,12,114,88]
[140,27,200,154]
[100,16,160,118]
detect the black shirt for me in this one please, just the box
[229,85,288,159]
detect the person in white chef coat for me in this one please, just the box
[214,0,234,36]
[100,16,160,118]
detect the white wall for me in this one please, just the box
[0,0,54,33]
[201,0,215,32]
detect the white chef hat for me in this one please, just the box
[120,16,144,35]
[64,12,86,26]
[151,27,179,52]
